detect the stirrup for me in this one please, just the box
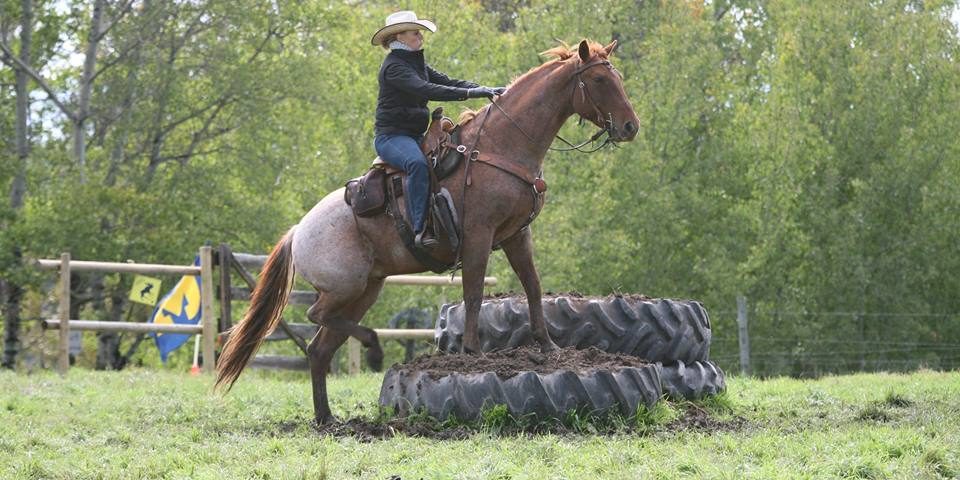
[415,231,439,249]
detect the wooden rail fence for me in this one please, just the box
[36,245,495,375]
[37,247,215,374]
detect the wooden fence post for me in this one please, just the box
[218,244,233,332]
[199,246,216,374]
[57,252,71,374]
[737,295,751,376]
[347,337,361,374]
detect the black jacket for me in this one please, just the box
[375,49,479,137]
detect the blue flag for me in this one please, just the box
[148,257,202,362]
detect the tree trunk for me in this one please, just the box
[1,274,23,369]
[95,287,126,370]
[91,271,113,369]
[74,0,106,184]
[11,0,30,211]
[64,0,110,367]
[2,0,34,369]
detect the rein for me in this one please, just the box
[449,57,622,272]
[490,101,613,153]
[450,104,495,273]
[489,58,620,154]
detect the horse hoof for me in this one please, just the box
[314,414,339,426]
[540,340,560,353]
[366,348,384,372]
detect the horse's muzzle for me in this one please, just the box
[611,120,638,142]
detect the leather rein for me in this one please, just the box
[489,58,622,154]
[446,57,623,271]
[460,57,624,187]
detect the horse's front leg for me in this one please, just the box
[460,229,495,354]
[501,228,559,352]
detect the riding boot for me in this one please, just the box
[415,230,439,249]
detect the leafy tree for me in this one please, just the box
[1,0,958,373]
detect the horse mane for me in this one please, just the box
[458,109,481,125]
[457,40,609,126]
[540,40,606,61]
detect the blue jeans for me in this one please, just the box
[374,134,429,233]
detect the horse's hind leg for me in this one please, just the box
[340,279,386,371]
[306,324,349,424]
[305,279,385,424]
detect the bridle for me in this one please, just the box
[488,57,624,154]
[450,56,626,273]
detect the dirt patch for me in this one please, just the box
[391,346,650,379]
[481,291,653,302]
[667,404,749,433]
[482,290,585,300]
[313,418,471,442]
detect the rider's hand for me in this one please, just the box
[468,86,505,99]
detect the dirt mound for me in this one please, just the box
[481,291,653,302]
[391,346,649,379]
[313,418,471,442]
[483,291,585,300]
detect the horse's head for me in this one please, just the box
[571,40,639,142]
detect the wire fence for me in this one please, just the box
[708,307,960,377]
[7,298,959,377]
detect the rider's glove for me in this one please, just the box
[467,86,506,99]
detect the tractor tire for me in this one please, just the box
[659,360,726,399]
[379,363,663,421]
[435,295,711,363]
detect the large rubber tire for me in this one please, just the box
[379,364,663,421]
[435,295,712,363]
[659,361,726,399]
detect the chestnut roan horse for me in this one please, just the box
[216,39,640,423]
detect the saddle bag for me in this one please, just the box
[344,167,387,217]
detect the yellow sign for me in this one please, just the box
[150,274,201,327]
[129,275,162,305]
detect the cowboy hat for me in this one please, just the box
[371,11,437,46]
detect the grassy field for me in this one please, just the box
[1,366,958,479]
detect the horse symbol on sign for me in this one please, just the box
[129,275,162,306]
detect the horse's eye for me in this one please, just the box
[594,76,605,84]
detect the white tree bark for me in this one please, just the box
[10,0,30,210]
[1,0,33,369]
[74,0,106,184]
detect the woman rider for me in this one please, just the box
[371,11,505,248]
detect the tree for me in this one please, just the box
[0,0,34,368]
[2,0,958,373]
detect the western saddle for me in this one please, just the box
[344,108,465,272]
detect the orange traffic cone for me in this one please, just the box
[190,334,201,376]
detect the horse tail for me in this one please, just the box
[215,227,296,392]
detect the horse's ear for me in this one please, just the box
[604,39,618,56]
[578,40,591,62]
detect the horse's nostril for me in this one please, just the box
[624,121,637,134]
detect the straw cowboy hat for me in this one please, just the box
[370,11,437,46]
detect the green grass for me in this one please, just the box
[1,368,958,479]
